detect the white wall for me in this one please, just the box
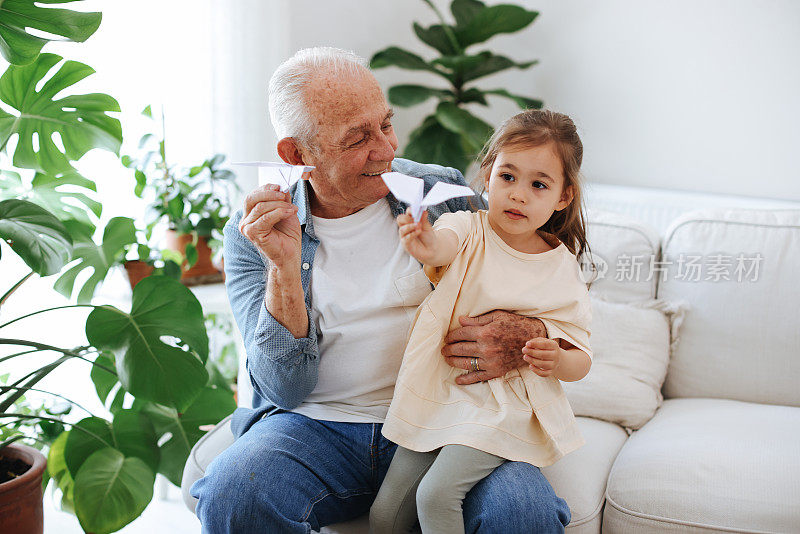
[217,0,800,201]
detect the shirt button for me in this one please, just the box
[302,262,310,270]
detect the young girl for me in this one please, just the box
[370,109,592,534]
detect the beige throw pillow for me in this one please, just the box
[563,298,686,430]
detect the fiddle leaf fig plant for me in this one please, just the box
[371,0,543,172]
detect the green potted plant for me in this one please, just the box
[122,107,239,285]
[0,376,70,533]
[118,226,183,289]
[0,3,236,532]
[371,0,543,173]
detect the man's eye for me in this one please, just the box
[381,123,393,131]
[533,181,547,189]
[350,137,367,147]
[501,173,514,182]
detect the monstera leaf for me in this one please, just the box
[54,216,137,303]
[139,386,236,485]
[85,276,209,411]
[0,198,71,275]
[0,169,101,237]
[63,413,159,480]
[73,447,154,534]
[0,53,122,174]
[0,0,101,65]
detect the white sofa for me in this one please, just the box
[182,183,800,533]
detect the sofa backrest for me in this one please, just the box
[584,209,660,302]
[657,208,800,407]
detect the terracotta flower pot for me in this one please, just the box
[0,443,46,534]
[123,260,155,290]
[164,230,223,286]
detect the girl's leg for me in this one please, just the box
[415,445,505,534]
[370,446,439,534]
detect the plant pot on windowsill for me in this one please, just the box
[165,230,223,286]
[123,260,155,290]
[0,443,47,534]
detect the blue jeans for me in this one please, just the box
[191,412,571,533]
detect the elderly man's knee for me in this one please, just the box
[462,462,570,534]
[193,444,297,528]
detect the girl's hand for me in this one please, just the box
[397,208,437,261]
[522,337,562,377]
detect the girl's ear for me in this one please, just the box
[556,184,575,211]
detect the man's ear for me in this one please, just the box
[277,138,305,165]
[556,184,575,211]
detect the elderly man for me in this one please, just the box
[191,47,571,533]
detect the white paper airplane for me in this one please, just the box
[234,162,315,192]
[381,171,476,222]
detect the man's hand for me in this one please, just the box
[238,183,303,268]
[441,310,547,385]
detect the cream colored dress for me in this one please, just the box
[382,210,592,467]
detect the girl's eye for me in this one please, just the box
[533,181,547,190]
[501,173,515,182]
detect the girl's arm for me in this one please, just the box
[397,208,459,267]
[522,337,591,382]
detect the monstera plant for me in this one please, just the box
[371,0,543,172]
[0,2,235,533]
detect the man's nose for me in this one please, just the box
[369,133,397,161]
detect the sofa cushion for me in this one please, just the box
[585,209,661,303]
[658,208,800,406]
[542,417,628,533]
[603,398,800,533]
[564,298,684,429]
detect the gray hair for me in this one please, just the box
[268,47,369,144]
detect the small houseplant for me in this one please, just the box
[371,0,543,173]
[118,225,183,289]
[122,107,238,285]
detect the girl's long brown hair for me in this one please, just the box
[477,109,591,263]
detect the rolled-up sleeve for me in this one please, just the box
[223,212,320,409]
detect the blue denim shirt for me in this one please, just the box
[224,158,486,437]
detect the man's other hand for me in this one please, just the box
[239,183,302,268]
[442,310,547,385]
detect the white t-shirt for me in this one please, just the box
[290,199,432,423]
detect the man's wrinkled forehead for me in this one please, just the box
[306,70,388,139]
